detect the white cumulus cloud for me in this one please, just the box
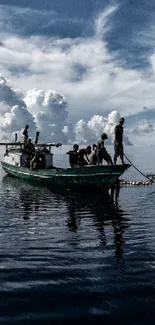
[0,4,154,123]
[0,75,133,145]
[74,111,132,145]
[0,76,36,141]
[24,88,69,142]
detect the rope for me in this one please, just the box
[124,153,155,184]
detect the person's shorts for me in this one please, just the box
[114,143,123,157]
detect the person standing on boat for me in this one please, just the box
[25,139,35,156]
[30,151,40,170]
[114,117,125,164]
[66,144,79,168]
[23,125,29,145]
[24,139,36,168]
[97,133,113,165]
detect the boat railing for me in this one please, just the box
[0,142,61,152]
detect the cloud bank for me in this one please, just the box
[0,76,132,145]
[0,3,155,144]
[132,120,154,134]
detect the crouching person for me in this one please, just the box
[77,146,91,166]
[90,144,98,165]
[97,133,113,165]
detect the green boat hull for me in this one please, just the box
[1,162,130,190]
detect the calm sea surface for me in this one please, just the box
[0,145,155,324]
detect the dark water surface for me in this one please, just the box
[0,147,155,324]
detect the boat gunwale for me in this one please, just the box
[1,161,130,177]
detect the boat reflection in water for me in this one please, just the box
[2,175,131,261]
[65,184,128,262]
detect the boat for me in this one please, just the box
[1,142,130,191]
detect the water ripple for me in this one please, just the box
[0,170,155,323]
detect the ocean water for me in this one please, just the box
[0,145,155,324]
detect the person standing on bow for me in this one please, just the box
[23,125,29,145]
[114,117,125,164]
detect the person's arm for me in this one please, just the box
[90,153,95,165]
[98,139,101,149]
[85,153,90,164]
[100,140,104,149]
[66,150,75,155]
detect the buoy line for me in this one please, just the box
[124,153,155,184]
[119,179,152,186]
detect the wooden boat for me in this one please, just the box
[1,142,130,191]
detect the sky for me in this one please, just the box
[0,0,155,145]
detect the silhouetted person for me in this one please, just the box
[77,146,91,166]
[114,117,125,164]
[23,125,29,145]
[90,144,98,165]
[66,144,79,168]
[30,151,40,170]
[97,133,113,165]
[25,139,35,155]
